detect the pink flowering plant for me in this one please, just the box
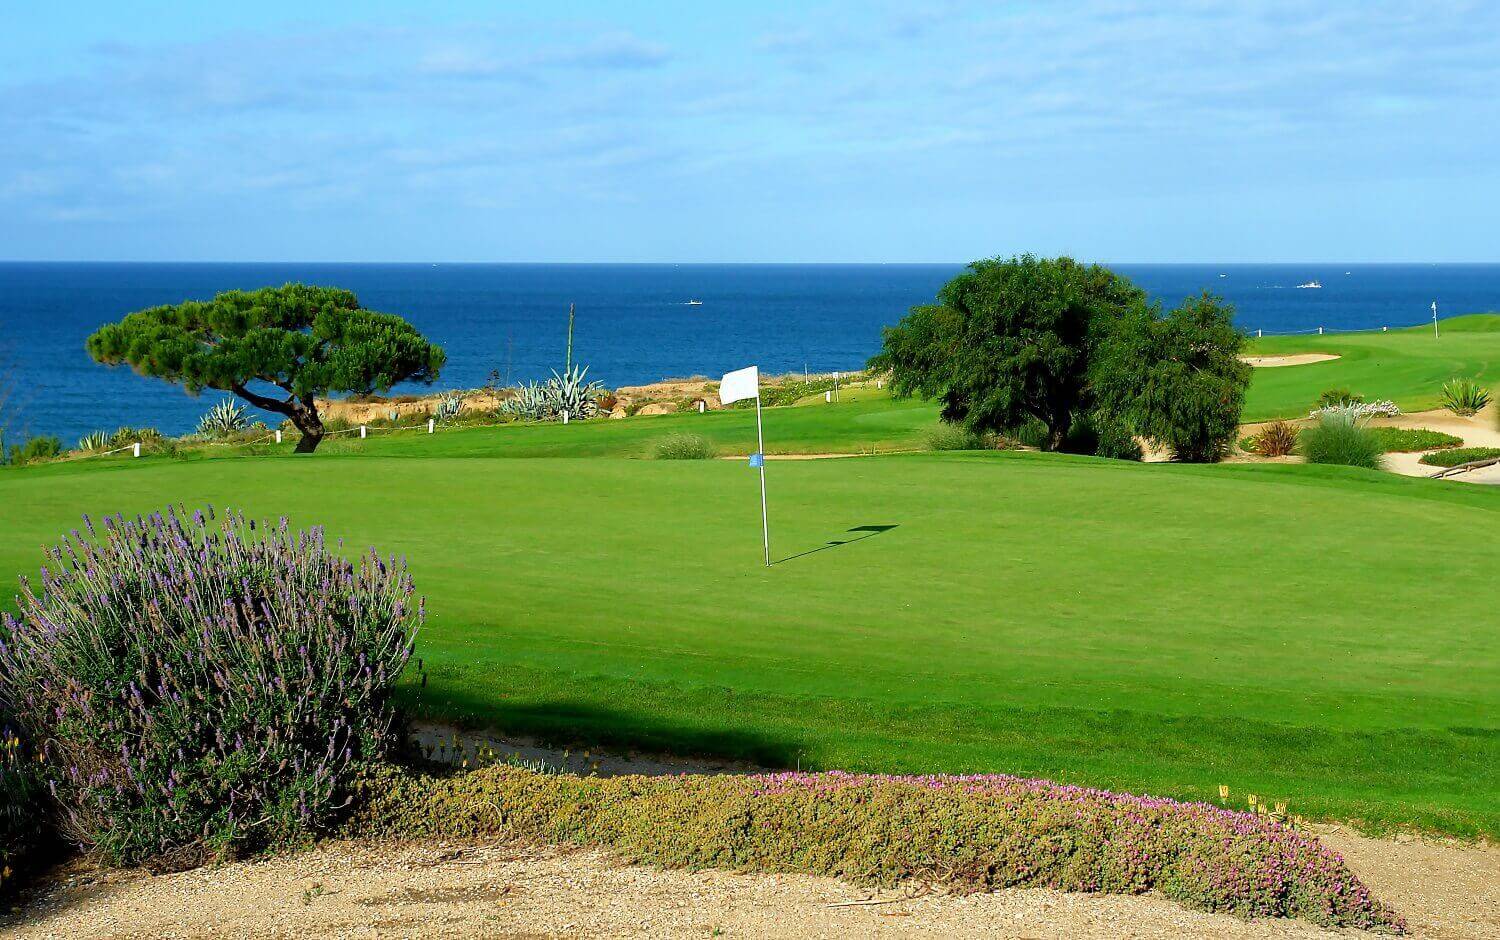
[0,507,423,869]
[355,765,1404,933]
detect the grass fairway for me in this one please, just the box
[2,449,1495,838]
[1244,313,1500,419]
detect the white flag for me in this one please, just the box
[719,365,759,404]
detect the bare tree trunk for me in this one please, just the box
[289,396,323,454]
[232,384,326,453]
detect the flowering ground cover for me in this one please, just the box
[351,764,1405,932]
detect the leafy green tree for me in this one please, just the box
[86,284,445,453]
[1092,292,1250,462]
[871,255,1145,450]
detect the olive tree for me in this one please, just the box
[86,284,445,453]
[870,255,1145,450]
[1091,292,1250,462]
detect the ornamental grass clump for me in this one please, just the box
[652,433,717,460]
[349,766,1404,933]
[1251,420,1299,457]
[1299,409,1385,470]
[0,507,423,870]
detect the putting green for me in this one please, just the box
[1243,313,1500,420]
[2,449,1495,837]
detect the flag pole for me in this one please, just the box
[755,393,770,567]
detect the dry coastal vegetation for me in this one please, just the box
[1,269,1497,937]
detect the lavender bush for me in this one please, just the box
[0,507,422,869]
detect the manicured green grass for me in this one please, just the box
[1419,446,1500,468]
[2,447,1495,838]
[1243,313,1500,420]
[1367,427,1462,453]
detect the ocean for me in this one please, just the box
[2,262,1497,446]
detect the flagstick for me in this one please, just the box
[755,393,770,567]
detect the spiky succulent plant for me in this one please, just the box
[76,430,111,452]
[196,399,250,438]
[498,365,607,422]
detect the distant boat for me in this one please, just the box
[1295,280,1322,289]
[1218,273,1228,278]
[685,299,704,306]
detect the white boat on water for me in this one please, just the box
[685,299,703,306]
[1295,280,1322,289]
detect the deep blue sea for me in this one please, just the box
[2,262,1498,446]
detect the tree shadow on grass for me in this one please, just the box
[775,524,898,565]
[402,692,807,772]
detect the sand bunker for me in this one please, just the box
[1240,353,1341,368]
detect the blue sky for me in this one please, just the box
[2,1,1496,262]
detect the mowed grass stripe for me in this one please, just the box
[1,450,1495,836]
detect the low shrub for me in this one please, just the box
[652,433,717,460]
[107,426,164,447]
[0,716,40,895]
[0,507,423,869]
[1299,410,1384,469]
[1316,388,1363,409]
[1009,419,1051,449]
[926,424,992,451]
[7,436,60,465]
[1438,377,1491,416]
[347,765,1404,933]
[1366,427,1461,453]
[1251,420,1299,457]
[1419,446,1500,468]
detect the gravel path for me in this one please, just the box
[4,827,1494,939]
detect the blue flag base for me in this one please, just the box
[748,452,765,468]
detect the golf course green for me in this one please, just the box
[1243,313,1500,419]
[2,433,1496,839]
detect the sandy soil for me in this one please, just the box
[5,827,1495,940]
[1240,354,1341,368]
[1370,406,1500,483]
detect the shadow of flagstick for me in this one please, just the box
[774,525,899,565]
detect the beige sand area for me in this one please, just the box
[1240,353,1341,368]
[6,827,1496,940]
[1374,405,1500,482]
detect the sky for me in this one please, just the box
[2,1,1497,263]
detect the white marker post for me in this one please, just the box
[275,429,283,444]
[428,417,435,434]
[132,442,141,458]
[720,365,769,567]
[1432,301,1439,339]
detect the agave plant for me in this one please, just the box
[500,382,548,421]
[1439,377,1491,416]
[498,365,607,422]
[77,430,111,452]
[548,364,607,419]
[196,398,250,437]
[434,393,465,422]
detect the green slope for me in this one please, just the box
[1243,313,1500,420]
[2,451,1495,837]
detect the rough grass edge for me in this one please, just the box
[345,764,1405,933]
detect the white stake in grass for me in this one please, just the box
[720,365,770,567]
[1432,300,1440,339]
